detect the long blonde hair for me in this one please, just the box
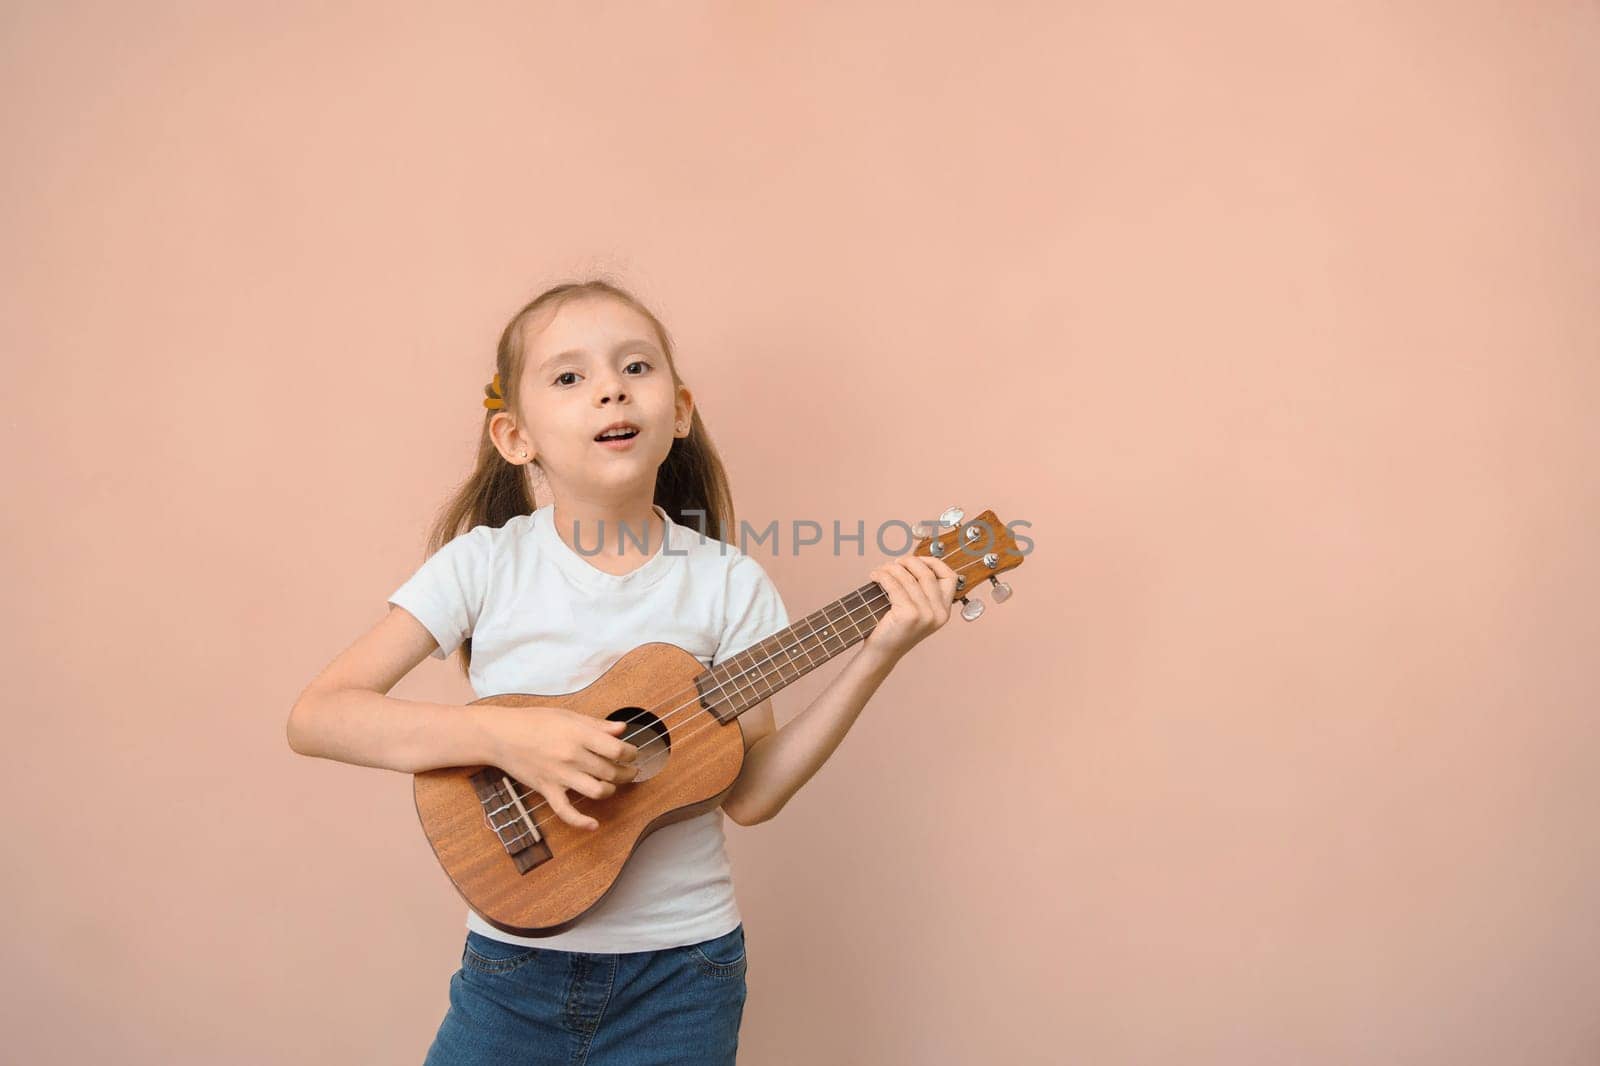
[422,278,736,673]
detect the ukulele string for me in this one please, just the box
[487,576,912,845]
[486,553,997,840]
[614,552,993,754]
[488,552,997,834]
[483,577,906,831]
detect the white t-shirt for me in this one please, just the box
[387,501,789,953]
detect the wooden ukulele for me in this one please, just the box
[414,506,1026,936]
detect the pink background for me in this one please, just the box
[5,3,1598,1063]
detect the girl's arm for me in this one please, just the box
[286,606,502,772]
[722,554,958,826]
[288,606,640,830]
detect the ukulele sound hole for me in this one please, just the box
[607,707,669,783]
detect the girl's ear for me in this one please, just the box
[674,384,695,437]
[488,410,535,464]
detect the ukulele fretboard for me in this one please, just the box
[695,581,892,723]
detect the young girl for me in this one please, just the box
[287,279,959,1064]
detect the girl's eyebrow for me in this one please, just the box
[538,338,660,374]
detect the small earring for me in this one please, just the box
[519,450,528,459]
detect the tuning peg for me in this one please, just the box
[959,595,985,621]
[939,506,965,528]
[989,576,1012,603]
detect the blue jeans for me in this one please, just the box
[423,924,749,1065]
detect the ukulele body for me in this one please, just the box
[413,641,747,937]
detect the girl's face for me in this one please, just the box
[498,295,693,502]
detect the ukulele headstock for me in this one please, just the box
[910,506,1026,621]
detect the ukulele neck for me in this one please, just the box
[693,508,1021,724]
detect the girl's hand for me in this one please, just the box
[481,705,640,831]
[861,554,959,663]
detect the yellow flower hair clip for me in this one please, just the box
[483,372,506,411]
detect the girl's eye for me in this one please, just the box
[554,371,578,386]
[624,360,650,375]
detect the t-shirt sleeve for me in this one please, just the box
[714,552,790,667]
[387,526,494,660]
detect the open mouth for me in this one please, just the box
[595,424,640,443]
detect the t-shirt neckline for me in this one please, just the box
[533,502,677,592]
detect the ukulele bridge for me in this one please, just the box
[472,768,554,874]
